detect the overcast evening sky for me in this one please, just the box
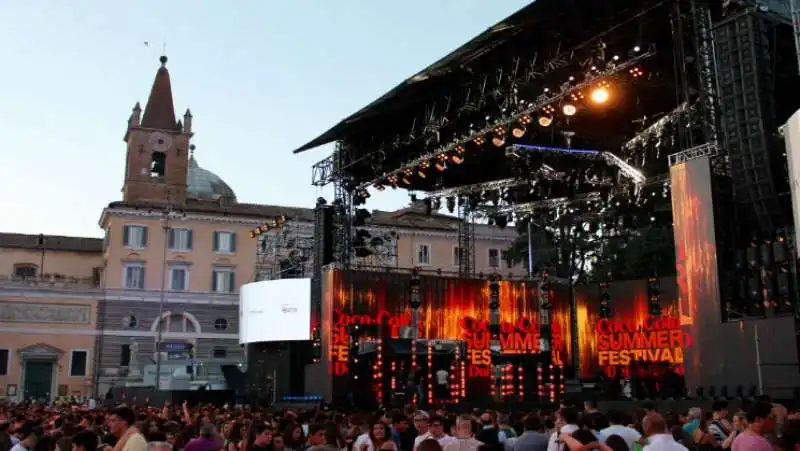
[0,0,530,237]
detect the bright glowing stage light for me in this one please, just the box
[538,116,553,127]
[492,135,506,147]
[590,87,610,104]
[511,125,526,138]
[562,104,577,116]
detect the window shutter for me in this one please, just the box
[212,232,219,252]
[139,267,145,289]
[122,225,130,246]
[187,230,193,250]
[230,233,237,252]
[167,229,175,249]
[229,272,235,292]
[141,227,149,247]
[211,271,218,292]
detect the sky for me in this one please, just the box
[0,0,531,238]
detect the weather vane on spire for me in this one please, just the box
[143,40,168,63]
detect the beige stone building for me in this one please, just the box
[0,55,524,401]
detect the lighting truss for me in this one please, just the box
[357,46,658,190]
[667,142,719,166]
[622,102,690,150]
[493,192,602,215]
[508,144,647,185]
[424,177,529,200]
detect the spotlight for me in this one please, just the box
[473,136,485,146]
[492,135,505,147]
[511,124,526,138]
[417,161,429,178]
[519,115,533,125]
[562,104,577,116]
[590,87,610,104]
[629,67,644,78]
[538,116,553,127]
[402,168,412,185]
[435,155,447,171]
[542,105,556,116]
[633,45,641,52]
[451,154,464,164]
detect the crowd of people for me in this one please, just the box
[0,397,799,451]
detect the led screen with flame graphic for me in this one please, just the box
[670,158,721,384]
[573,279,686,378]
[322,270,691,382]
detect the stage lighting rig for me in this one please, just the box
[354,46,657,192]
[647,277,662,316]
[599,282,612,318]
[249,216,287,238]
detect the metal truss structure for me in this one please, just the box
[356,48,658,191]
[311,155,334,187]
[458,201,476,278]
[424,177,529,200]
[255,220,314,281]
[668,142,720,166]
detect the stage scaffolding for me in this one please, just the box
[254,220,314,282]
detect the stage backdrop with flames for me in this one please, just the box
[573,278,687,378]
[321,269,688,388]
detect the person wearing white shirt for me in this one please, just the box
[415,416,457,451]
[435,369,449,399]
[600,411,642,450]
[546,408,585,451]
[642,413,688,451]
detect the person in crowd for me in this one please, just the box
[680,408,701,437]
[707,401,732,445]
[546,407,582,451]
[184,424,222,451]
[475,413,501,451]
[9,426,37,451]
[642,413,687,451]
[444,415,482,451]
[511,415,547,451]
[145,443,173,451]
[108,408,146,451]
[731,402,775,451]
[72,429,99,451]
[600,410,640,450]
[249,424,274,451]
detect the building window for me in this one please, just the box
[123,225,148,249]
[120,345,131,366]
[168,228,193,251]
[212,267,235,293]
[170,265,189,291]
[122,315,137,329]
[214,318,228,331]
[453,246,461,267]
[214,232,237,253]
[69,350,88,377]
[13,264,38,279]
[417,244,431,265]
[212,348,227,358]
[488,248,500,268]
[0,349,9,376]
[123,263,145,289]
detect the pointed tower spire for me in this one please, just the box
[141,55,177,130]
[183,108,193,134]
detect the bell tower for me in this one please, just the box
[122,55,192,205]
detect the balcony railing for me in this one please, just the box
[0,274,102,290]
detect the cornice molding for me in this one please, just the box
[99,208,516,242]
[0,286,238,305]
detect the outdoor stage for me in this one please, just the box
[314,268,689,406]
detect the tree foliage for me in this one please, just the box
[505,223,676,281]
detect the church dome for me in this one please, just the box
[187,155,237,203]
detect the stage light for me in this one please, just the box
[630,67,644,78]
[590,87,610,104]
[519,114,533,125]
[538,116,553,127]
[562,104,577,116]
[511,124,526,138]
[418,161,429,178]
[451,154,464,164]
[387,174,398,188]
[435,154,447,171]
[542,105,556,116]
[634,45,641,52]
[473,135,485,146]
[492,135,505,147]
